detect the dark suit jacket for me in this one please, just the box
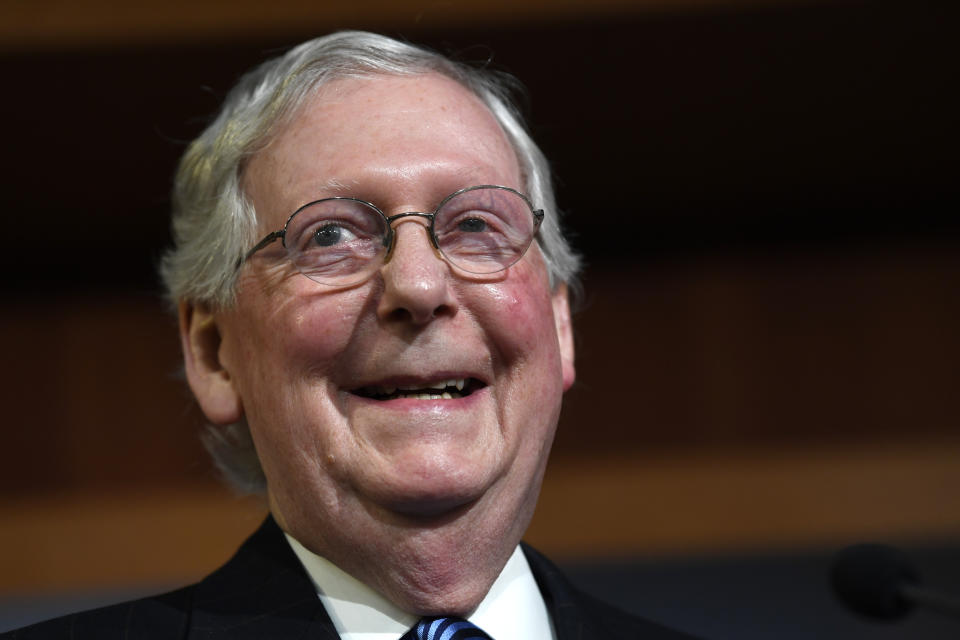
[3,517,700,639]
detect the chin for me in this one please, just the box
[370,467,498,520]
[382,494,478,519]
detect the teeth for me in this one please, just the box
[385,379,466,394]
[362,379,468,400]
[375,390,462,399]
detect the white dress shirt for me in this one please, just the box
[285,534,556,640]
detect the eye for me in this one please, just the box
[429,186,538,274]
[457,217,488,233]
[313,223,355,247]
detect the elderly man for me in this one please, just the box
[5,32,698,640]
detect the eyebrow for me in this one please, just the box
[297,168,510,211]
[308,177,360,195]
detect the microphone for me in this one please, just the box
[831,543,960,621]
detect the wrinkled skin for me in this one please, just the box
[180,73,575,614]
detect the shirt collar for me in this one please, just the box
[285,533,555,640]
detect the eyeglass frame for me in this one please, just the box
[238,184,545,284]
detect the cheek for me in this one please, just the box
[286,301,356,364]
[265,291,368,375]
[229,292,368,474]
[220,287,371,431]
[470,268,566,438]
[480,266,558,353]
[483,268,565,459]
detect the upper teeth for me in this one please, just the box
[389,378,466,393]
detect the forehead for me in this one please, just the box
[243,72,522,220]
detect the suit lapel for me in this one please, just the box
[522,543,601,640]
[187,516,340,639]
[522,543,701,640]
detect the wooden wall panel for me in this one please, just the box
[556,248,960,451]
[0,297,210,491]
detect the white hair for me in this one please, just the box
[160,31,581,492]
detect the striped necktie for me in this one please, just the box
[400,616,495,640]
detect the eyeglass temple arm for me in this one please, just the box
[237,230,285,268]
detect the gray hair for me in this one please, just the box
[160,31,581,493]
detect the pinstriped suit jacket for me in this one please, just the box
[3,517,700,639]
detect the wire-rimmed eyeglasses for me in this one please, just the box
[239,185,545,287]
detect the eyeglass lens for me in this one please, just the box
[285,186,538,286]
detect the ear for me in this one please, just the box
[179,301,243,425]
[551,283,576,391]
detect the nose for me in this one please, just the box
[376,217,457,325]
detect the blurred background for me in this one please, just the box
[1,0,958,637]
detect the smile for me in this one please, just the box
[353,378,485,401]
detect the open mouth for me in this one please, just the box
[352,378,485,401]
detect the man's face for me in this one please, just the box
[182,73,574,610]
